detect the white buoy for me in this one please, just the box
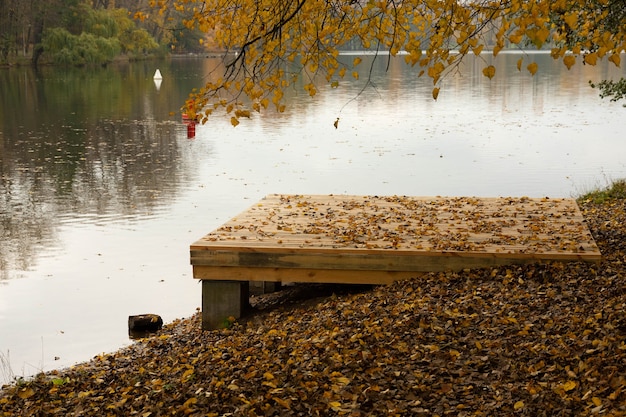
[153,69,162,80]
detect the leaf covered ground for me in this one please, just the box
[1,198,625,416]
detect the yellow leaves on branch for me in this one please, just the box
[163,0,626,124]
[304,83,317,97]
[563,55,576,70]
[428,61,445,85]
[482,65,496,79]
[608,54,621,67]
[584,52,598,66]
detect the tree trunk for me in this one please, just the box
[30,17,43,67]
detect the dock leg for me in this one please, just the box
[201,280,250,330]
[263,281,282,293]
[249,281,282,295]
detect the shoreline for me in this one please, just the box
[2,196,625,415]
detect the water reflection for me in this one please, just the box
[0,61,207,279]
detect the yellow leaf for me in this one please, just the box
[535,27,550,46]
[353,57,362,66]
[527,62,538,76]
[17,387,35,399]
[551,47,565,59]
[584,52,598,66]
[608,53,621,67]
[563,55,576,70]
[182,397,197,409]
[182,368,195,381]
[514,400,524,410]
[563,380,577,391]
[263,372,275,380]
[517,58,523,71]
[335,376,350,384]
[329,401,342,410]
[563,13,577,29]
[472,45,484,55]
[482,65,496,79]
[432,87,440,100]
[230,117,240,127]
[352,71,359,80]
[428,61,445,84]
[235,109,251,118]
[274,397,291,409]
[592,396,602,406]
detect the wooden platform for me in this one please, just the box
[190,194,601,328]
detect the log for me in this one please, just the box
[128,314,163,332]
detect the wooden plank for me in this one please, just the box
[192,255,535,284]
[191,194,600,259]
[193,265,423,285]
[191,248,597,271]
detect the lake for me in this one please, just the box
[1,52,625,384]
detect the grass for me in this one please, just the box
[1,338,46,388]
[0,351,15,386]
[577,178,626,204]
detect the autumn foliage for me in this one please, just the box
[2,195,626,415]
[149,0,624,124]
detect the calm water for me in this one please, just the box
[1,53,625,383]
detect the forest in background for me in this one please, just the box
[0,0,206,66]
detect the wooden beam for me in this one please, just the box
[201,281,250,330]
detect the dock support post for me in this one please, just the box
[201,280,249,330]
[249,281,282,295]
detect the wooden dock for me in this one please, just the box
[190,194,601,329]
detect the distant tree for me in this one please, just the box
[109,8,159,55]
[0,0,30,61]
[0,0,163,65]
[40,4,161,65]
[31,0,83,65]
[152,0,626,125]
[42,27,121,65]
